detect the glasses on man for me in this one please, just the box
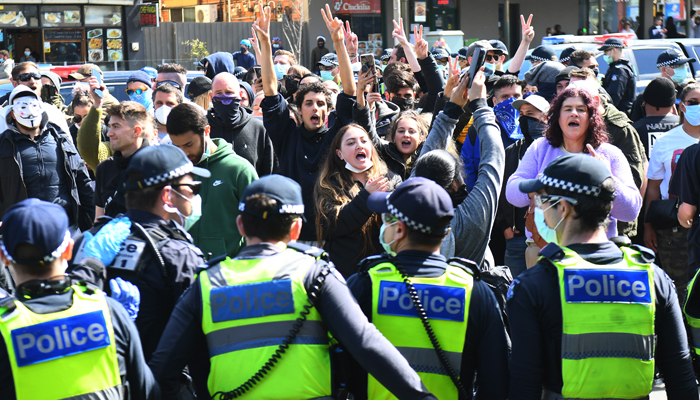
[485,54,500,62]
[18,72,41,82]
[126,87,149,96]
[155,80,181,90]
[533,194,579,209]
[319,65,335,71]
[172,182,202,196]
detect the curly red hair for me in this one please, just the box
[545,87,609,152]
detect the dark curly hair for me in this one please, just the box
[546,87,608,152]
[294,81,332,111]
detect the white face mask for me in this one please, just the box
[12,96,43,128]
[163,187,202,231]
[155,105,172,126]
[345,160,373,173]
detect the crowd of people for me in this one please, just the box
[1,3,700,400]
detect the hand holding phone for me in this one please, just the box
[92,67,104,99]
[360,53,379,92]
[468,47,485,89]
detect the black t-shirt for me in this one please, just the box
[669,142,700,268]
[631,114,680,159]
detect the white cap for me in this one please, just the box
[9,85,39,105]
[512,94,550,114]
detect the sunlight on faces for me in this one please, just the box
[154,91,179,110]
[107,115,140,153]
[556,79,570,95]
[73,104,90,127]
[253,95,263,117]
[559,96,589,144]
[337,126,373,171]
[14,66,41,95]
[301,91,328,131]
[169,130,205,164]
[519,103,545,121]
[493,84,522,106]
[579,57,598,70]
[393,118,422,155]
[212,74,244,99]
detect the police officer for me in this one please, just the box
[557,45,579,67]
[0,199,159,399]
[346,177,509,399]
[73,144,207,362]
[149,174,437,400]
[599,37,636,115]
[507,154,697,399]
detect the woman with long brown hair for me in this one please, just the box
[315,124,401,278]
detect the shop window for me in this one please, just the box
[0,6,39,28]
[84,5,122,26]
[41,6,81,27]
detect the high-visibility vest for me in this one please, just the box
[367,261,472,400]
[199,248,332,399]
[0,285,122,400]
[544,245,656,399]
[685,267,700,356]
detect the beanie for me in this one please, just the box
[643,77,676,108]
[127,71,152,87]
[555,66,580,85]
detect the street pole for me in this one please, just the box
[504,0,510,54]
[598,0,604,34]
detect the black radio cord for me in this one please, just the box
[395,263,469,399]
[210,264,330,399]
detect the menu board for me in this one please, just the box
[44,30,83,41]
[140,4,157,27]
[86,28,123,62]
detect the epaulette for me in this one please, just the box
[628,244,656,264]
[610,235,632,248]
[0,295,16,315]
[359,254,391,272]
[447,257,480,279]
[286,242,330,262]
[538,243,565,262]
[195,253,228,274]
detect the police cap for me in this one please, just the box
[125,145,211,191]
[238,174,305,218]
[367,177,454,236]
[1,199,70,265]
[518,153,616,201]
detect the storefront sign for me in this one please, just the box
[44,29,83,41]
[140,4,157,27]
[415,1,426,22]
[434,0,455,8]
[332,0,381,14]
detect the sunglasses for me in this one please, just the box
[381,213,399,224]
[155,80,181,90]
[212,95,241,105]
[172,181,202,196]
[485,54,501,62]
[534,194,579,208]
[18,72,41,82]
[126,87,149,96]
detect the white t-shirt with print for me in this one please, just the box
[647,124,700,199]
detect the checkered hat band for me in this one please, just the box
[0,231,71,264]
[657,57,686,67]
[386,199,449,236]
[529,55,550,62]
[538,173,602,197]
[560,56,571,63]
[603,43,624,48]
[141,162,194,187]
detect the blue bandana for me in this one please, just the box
[493,97,523,141]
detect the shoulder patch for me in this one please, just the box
[359,254,391,271]
[629,244,656,264]
[611,74,618,81]
[538,243,565,261]
[286,242,329,261]
[507,278,520,301]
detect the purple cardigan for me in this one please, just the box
[505,137,642,238]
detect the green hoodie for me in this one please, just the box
[190,138,258,258]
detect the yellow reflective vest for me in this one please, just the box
[0,285,122,400]
[367,261,472,400]
[199,247,332,399]
[544,245,656,399]
[685,267,700,357]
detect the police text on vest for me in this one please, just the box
[563,269,652,303]
[210,280,295,322]
[377,281,465,322]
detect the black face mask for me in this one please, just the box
[73,114,83,124]
[285,75,300,95]
[318,42,325,48]
[212,97,242,124]
[519,115,547,141]
[41,85,57,104]
[392,96,415,112]
[591,68,600,78]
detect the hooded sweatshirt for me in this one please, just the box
[189,138,258,258]
[203,52,236,79]
[207,105,276,177]
[524,61,565,102]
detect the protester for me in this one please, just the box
[310,35,330,73]
[125,71,154,113]
[233,39,256,69]
[187,76,213,110]
[152,82,184,142]
[68,64,120,118]
[631,77,680,159]
[202,52,236,80]
[0,50,14,79]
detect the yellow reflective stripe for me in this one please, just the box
[396,346,462,376]
[69,385,123,400]
[562,332,655,361]
[206,320,328,357]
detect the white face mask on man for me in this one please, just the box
[12,96,43,128]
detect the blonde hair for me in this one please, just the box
[192,91,212,110]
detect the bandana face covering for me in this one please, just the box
[12,97,44,128]
[493,97,523,141]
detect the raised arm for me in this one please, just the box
[392,20,421,72]
[508,14,535,74]
[248,29,262,63]
[322,4,356,96]
[343,21,359,64]
[253,3,277,97]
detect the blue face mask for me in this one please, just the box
[379,220,398,256]
[320,70,334,82]
[274,64,288,80]
[603,54,613,64]
[484,62,496,77]
[24,51,30,57]
[672,65,688,84]
[534,200,564,244]
[685,104,700,126]
[129,89,154,111]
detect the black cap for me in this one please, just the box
[1,199,70,265]
[598,37,625,51]
[490,40,509,56]
[558,46,580,63]
[125,145,210,191]
[233,66,248,80]
[457,46,469,59]
[466,40,494,61]
[431,47,450,60]
[656,48,696,68]
[526,45,557,62]
[518,154,616,201]
[380,48,392,62]
[186,76,212,99]
[555,65,579,85]
[238,175,305,218]
[643,77,676,108]
[367,177,454,236]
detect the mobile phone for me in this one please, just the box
[253,66,262,79]
[468,47,485,89]
[360,53,379,92]
[92,67,104,99]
